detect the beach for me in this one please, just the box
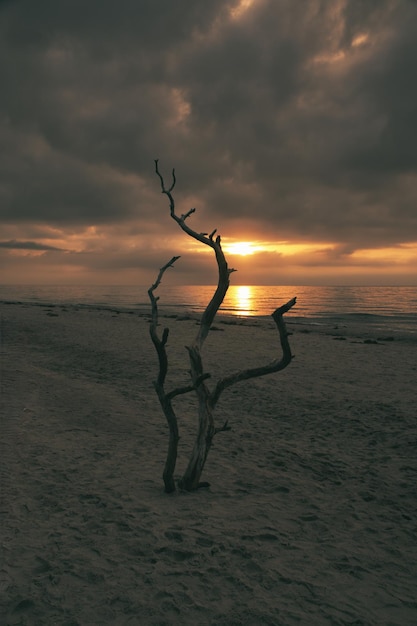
[1,301,416,625]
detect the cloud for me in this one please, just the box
[1,0,416,285]
[0,240,65,251]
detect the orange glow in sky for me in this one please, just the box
[223,241,260,256]
[222,240,334,257]
[229,0,256,20]
[350,244,417,265]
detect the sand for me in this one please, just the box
[1,301,416,625]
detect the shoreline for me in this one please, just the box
[1,282,416,321]
[1,301,416,624]
[2,297,416,342]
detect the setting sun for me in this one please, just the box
[224,241,259,256]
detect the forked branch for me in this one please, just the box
[148,256,184,493]
[149,161,297,492]
[148,256,180,387]
[210,297,297,407]
[155,159,236,349]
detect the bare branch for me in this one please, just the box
[155,158,176,193]
[214,420,232,435]
[148,255,180,296]
[148,255,182,493]
[182,208,196,221]
[166,373,211,401]
[150,162,297,492]
[148,256,181,387]
[169,168,176,192]
[166,385,196,400]
[154,161,234,349]
[210,297,297,407]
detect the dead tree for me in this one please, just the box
[148,160,296,492]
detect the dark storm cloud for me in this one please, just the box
[1,0,416,281]
[0,240,64,251]
[344,9,417,173]
[0,128,141,225]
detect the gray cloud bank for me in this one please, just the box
[0,240,64,251]
[1,0,416,284]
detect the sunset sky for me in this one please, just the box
[1,0,417,286]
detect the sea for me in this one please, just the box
[1,284,416,337]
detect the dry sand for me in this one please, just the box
[1,301,416,625]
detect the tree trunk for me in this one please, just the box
[177,344,214,489]
[178,388,215,490]
[178,409,214,490]
[157,390,179,493]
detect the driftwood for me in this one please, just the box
[148,160,296,492]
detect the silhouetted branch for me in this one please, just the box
[214,420,232,435]
[148,255,183,493]
[148,256,180,387]
[154,159,235,349]
[210,297,297,407]
[150,161,297,492]
[166,373,211,401]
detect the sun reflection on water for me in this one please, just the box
[225,285,254,315]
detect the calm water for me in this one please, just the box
[1,284,416,334]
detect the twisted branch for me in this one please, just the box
[148,256,180,387]
[150,161,297,491]
[210,297,297,407]
[155,159,236,349]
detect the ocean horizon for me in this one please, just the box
[1,284,416,335]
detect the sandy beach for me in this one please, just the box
[1,301,416,625]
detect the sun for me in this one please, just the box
[224,241,258,256]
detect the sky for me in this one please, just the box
[1,0,417,287]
